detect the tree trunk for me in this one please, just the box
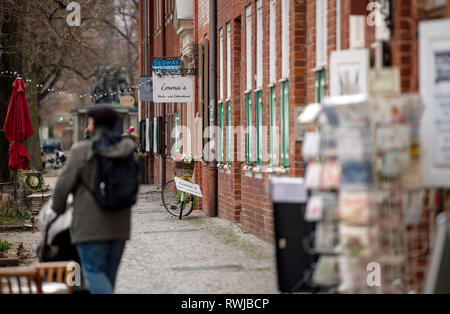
[0,0,21,183]
[25,72,42,171]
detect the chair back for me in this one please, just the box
[0,267,43,294]
[36,262,75,293]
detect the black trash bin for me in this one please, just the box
[269,177,316,293]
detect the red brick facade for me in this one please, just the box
[139,0,450,243]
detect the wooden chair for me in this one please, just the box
[35,262,75,294]
[0,266,43,294]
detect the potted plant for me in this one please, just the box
[173,154,197,178]
[0,240,11,258]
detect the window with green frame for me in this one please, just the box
[219,102,224,162]
[226,100,231,163]
[245,92,252,164]
[269,86,277,166]
[280,81,290,167]
[255,90,263,165]
[315,69,327,104]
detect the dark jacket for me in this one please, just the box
[52,128,136,244]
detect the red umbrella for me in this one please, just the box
[2,78,34,170]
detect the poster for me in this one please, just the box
[330,49,369,97]
[139,76,153,102]
[433,51,450,167]
[419,20,450,187]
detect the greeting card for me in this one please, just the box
[339,190,372,225]
[321,161,341,190]
[321,192,340,223]
[312,256,340,287]
[339,225,375,257]
[341,161,374,187]
[305,162,323,190]
[315,222,339,253]
[305,195,324,222]
[302,132,321,160]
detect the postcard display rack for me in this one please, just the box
[302,94,428,294]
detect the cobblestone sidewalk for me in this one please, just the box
[0,184,278,294]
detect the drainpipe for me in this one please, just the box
[208,0,218,217]
[161,0,167,188]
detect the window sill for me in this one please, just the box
[313,65,327,72]
[273,166,290,174]
[279,78,289,83]
[268,83,276,88]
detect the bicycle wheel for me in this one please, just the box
[161,180,194,217]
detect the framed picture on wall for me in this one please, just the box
[420,19,450,187]
[330,49,369,97]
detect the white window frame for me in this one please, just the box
[269,0,277,84]
[246,5,253,91]
[256,0,263,89]
[226,23,231,99]
[350,15,365,49]
[219,28,224,101]
[281,0,290,79]
[316,0,328,68]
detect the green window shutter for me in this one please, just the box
[256,90,263,165]
[219,102,224,162]
[281,81,290,167]
[269,86,277,166]
[226,101,231,163]
[315,69,327,104]
[246,92,252,164]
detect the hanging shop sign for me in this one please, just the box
[139,76,153,102]
[420,19,450,187]
[153,75,194,103]
[120,95,135,107]
[152,59,182,74]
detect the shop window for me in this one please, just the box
[316,0,328,68]
[280,81,290,167]
[219,28,224,101]
[226,23,231,100]
[281,0,290,78]
[269,0,277,85]
[256,0,263,89]
[246,5,252,91]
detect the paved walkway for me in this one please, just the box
[1,184,278,294]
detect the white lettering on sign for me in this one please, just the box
[174,177,203,198]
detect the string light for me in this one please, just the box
[0,69,138,100]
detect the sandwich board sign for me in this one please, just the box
[174,177,203,198]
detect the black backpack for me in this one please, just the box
[81,153,139,212]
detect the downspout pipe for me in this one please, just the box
[161,0,167,188]
[208,0,218,217]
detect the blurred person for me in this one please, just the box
[52,105,139,294]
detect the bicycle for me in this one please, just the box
[161,161,197,220]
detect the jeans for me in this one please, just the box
[76,240,126,294]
